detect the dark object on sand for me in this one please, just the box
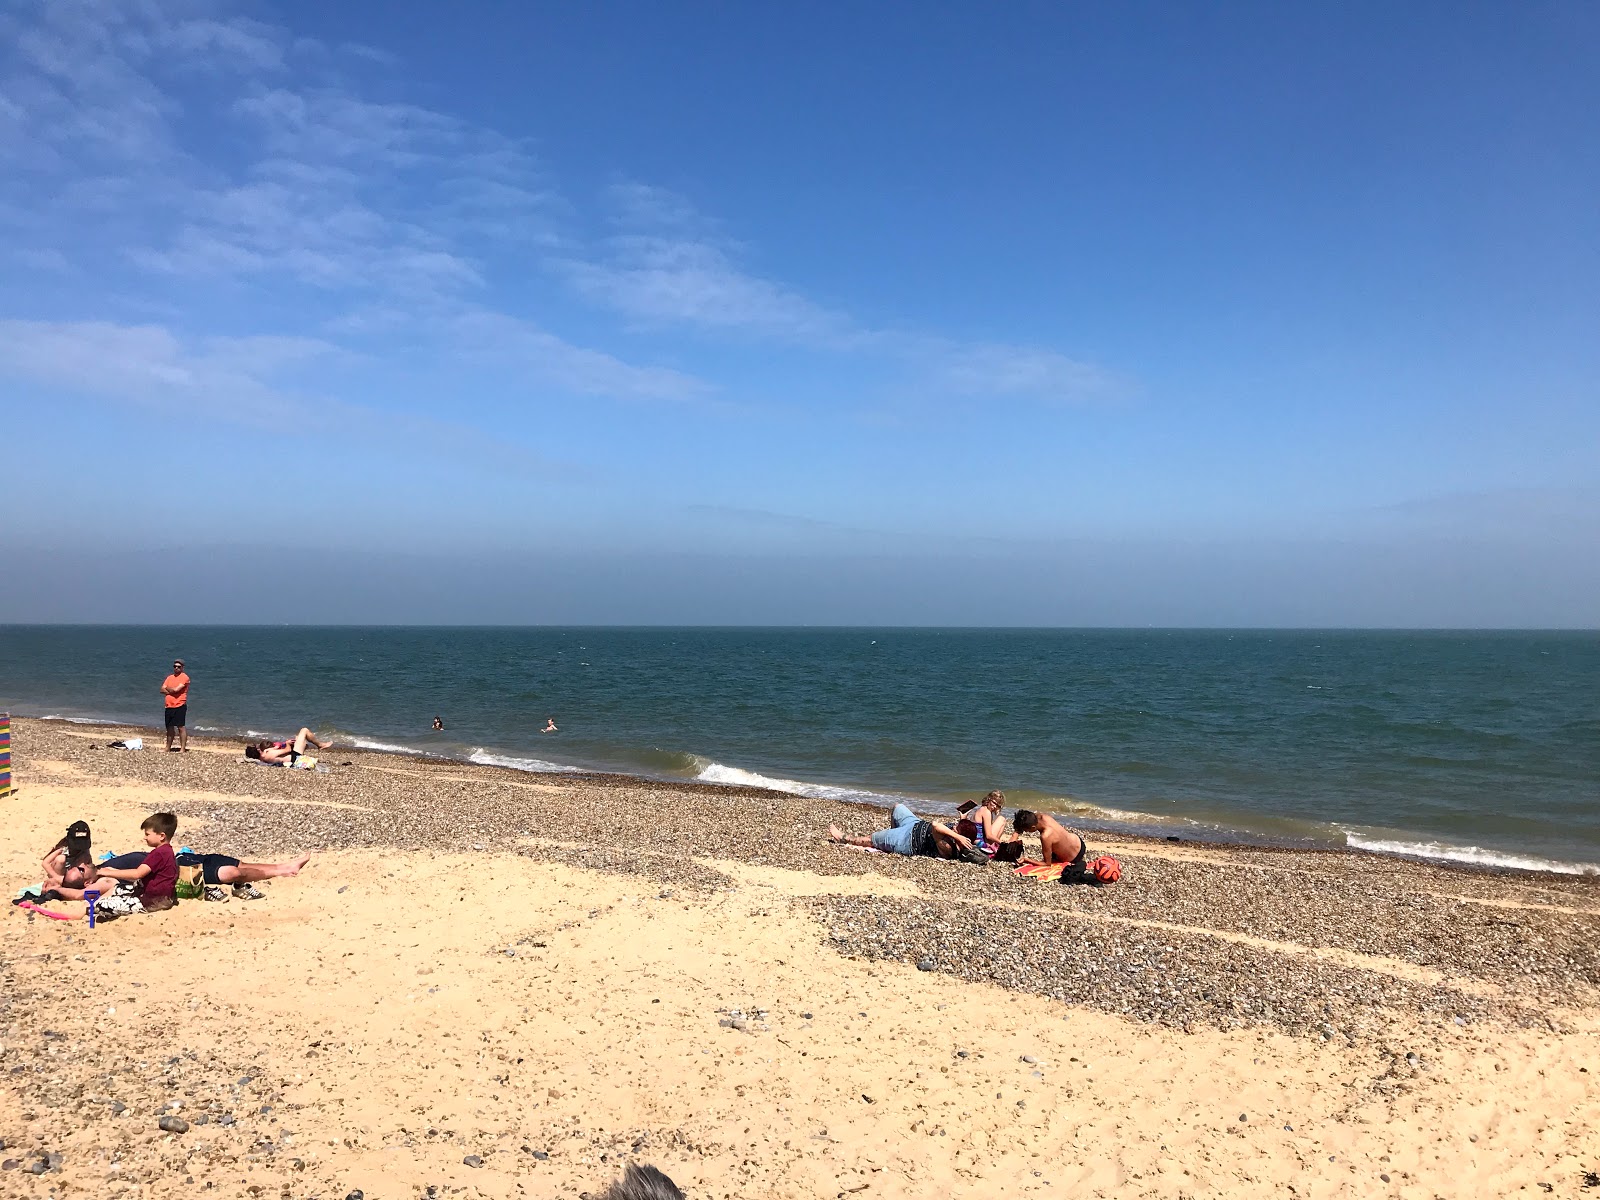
[598,1163,685,1200]
[1579,1170,1599,1189]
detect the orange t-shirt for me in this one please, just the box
[163,672,190,708]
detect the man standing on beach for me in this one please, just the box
[161,659,190,752]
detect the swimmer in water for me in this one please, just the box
[432,716,444,731]
[541,717,557,733]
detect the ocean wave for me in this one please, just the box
[1343,832,1600,875]
[467,748,579,774]
[693,761,910,807]
[347,736,423,754]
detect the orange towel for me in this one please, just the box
[1013,862,1066,882]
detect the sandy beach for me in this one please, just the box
[2,716,1598,1198]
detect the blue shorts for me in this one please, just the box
[871,804,923,855]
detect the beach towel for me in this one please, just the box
[1014,861,1067,882]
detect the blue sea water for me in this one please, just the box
[2,626,1597,872]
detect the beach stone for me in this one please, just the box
[1239,1113,1248,1123]
[1381,1174,1390,1182]
[109,1101,126,1114]
[1021,1055,1038,1064]
[800,1012,812,1020]
[218,1114,236,1126]
[532,1151,548,1160]
[26,1159,49,1175]
[916,959,935,971]
[463,1155,483,1167]
[159,1116,190,1133]
[345,1191,364,1200]
[1,1160,18,1171]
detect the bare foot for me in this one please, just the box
[826,824,844,843]
[287,853,312,876]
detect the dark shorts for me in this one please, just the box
[103,851,240,884]
[164,705,188,729]
[1057,836,1095,885]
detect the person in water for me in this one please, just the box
[541,717,557,733]
[827,804,980,860]
[1012,810,1097,882]
[244,727,331,765]
[432,716,444,731]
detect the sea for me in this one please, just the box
[2,626,1597,874]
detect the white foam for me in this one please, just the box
[467,748,579,774]
[693,761,909,807]
[347,737,421,754]
[1343,833,1600,875]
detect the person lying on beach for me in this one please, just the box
[93,812,181,915]
[827,803,981,860]
[98,847,312,901]
[244,727,331,766]
[17,821,102,903]
[1012,809,1097,882]
[956,790,1024,861]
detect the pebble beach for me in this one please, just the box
[3,715,1598,1197]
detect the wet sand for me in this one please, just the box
[2,717,1598,1197]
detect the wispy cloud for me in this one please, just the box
[0,317,336,426]
[0,0,1119,426]
[0,0,709,413]
[559,182,1123,405]
[0,316,563,475]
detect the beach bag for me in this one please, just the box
[175,863,205,900]
[1088,855,1122,885]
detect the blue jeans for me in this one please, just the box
[871,804,921,855]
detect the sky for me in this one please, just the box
[2,0,1597,625]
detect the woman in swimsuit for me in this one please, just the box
[244,726,331,765]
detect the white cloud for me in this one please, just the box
[558,181,1120,404]
[449,310,711,403]
[1,0,1117,422]
[0,316,561,474]
[0,317,332,424]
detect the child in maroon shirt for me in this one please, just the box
[95,812,180,914]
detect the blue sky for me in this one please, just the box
[2,0,1597,625]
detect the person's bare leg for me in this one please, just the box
[826,825,875,848]
[179,723,188,751]
[165,724,175,751]
[216,854,312,884]
[292,727,330,753]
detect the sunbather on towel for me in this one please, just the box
[827,804,980,860]
[19,820,102,903]
[244,727,330,766]
[99,848,311,900]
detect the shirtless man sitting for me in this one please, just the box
[1012,810,1095,883]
